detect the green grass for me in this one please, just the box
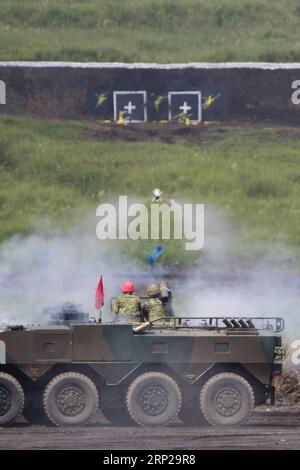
[1,0,300,62]
[1,115,300,265]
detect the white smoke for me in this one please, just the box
[0,204,299,345]
[0,215,141,326]
[179,206,300,341]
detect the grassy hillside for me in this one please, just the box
[0,0,300,62]
[1,115,300,264]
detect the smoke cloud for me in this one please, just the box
[0,215,140,326]
[0,205,299,346]
[180,206,300,341]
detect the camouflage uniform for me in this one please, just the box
[143,283,169,326]
[113,294,142,324]
[143,297,165,323]
[159,281,174,317]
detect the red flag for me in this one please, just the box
[95,275,104,310]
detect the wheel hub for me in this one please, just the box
[0,385,11,416]
[213,386,242,417]
[56,385,86,417]
[139,385,168,416]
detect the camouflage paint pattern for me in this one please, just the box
[0,322,282,390]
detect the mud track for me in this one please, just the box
[1,406,300,450]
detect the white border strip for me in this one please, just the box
[168,91,202,122]
[113,91,147,123]
[1,61,300,70]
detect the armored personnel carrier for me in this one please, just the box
[0,316,284,427]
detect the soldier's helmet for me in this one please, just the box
[147,283,160,297]
[122,281,135,293]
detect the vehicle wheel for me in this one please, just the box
[0,372,24,426]
[126,372,182,427]
[23,406,51,425]
[43,372,99,426]
[200,372,255,426]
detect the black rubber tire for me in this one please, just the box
[22,406,51,425]
[43,372,99,427]
[126,372,182,427]
[0,372,24,426]
[200,372,255,426]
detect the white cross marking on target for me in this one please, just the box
[179,101,192,115]
[113,91,147,123]
[168,91,202,122]
[124,101,136,115]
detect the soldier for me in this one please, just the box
[143,283,166,325]
[159,281,174,317]
[112,281,143,324]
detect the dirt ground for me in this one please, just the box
[83,119,300,146]
[1,406,300,450]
